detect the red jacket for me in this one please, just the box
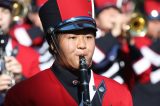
[131,37,152,83]
[9,23,44,47]
[4,68,132,106]
[11,39,41,78]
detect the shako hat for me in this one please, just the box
[95,0,121,16]
[0,0,13,11]
[95,0,117,8]
[144,0,160,20]
[39,0,97,34]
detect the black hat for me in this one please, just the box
[0,0,12,11]
[39,0,97,34]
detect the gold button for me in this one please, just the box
[88,11,92,16]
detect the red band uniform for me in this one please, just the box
[4,0,133,106]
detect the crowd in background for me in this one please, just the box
[0,0,160,106]
[93,0,160,106]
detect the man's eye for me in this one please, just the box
[69,36,76,39]
[86,36,93,39]
[2,9,10,14]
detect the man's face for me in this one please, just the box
[56,30,95,70]
[148,20,160,39]
[96,8,120,32]
[0,7,12,33]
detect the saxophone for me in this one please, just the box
[79,56,91,106]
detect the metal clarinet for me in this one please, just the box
[0,29,15,88]
[79,56,91,106]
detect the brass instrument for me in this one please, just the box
[12,0,31,22]
[127,12,147,37]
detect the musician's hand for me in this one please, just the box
[111,14,130,37]
[4,56,22,82]
[5,56,22,74]
[0,74,12,91]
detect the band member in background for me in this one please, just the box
[9,0,54,71]
[27,0,54,71]
[92,0,135,90]
[8,0,34,47]
[0,0,41,105]
[4,0,132,106]
[131,0,160,106]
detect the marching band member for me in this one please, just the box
[93,0,135,89]
[132,0,160,106]
[0,0,40,105]
[4,0,132,106]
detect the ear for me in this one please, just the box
[50,43,54,50]
[50,43,57,53]
[95,18,100,27]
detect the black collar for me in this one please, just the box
[51,61,104,106]
[51,61,92,104]
[51,61,80,86]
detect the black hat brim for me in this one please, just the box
[55,16,97,33]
